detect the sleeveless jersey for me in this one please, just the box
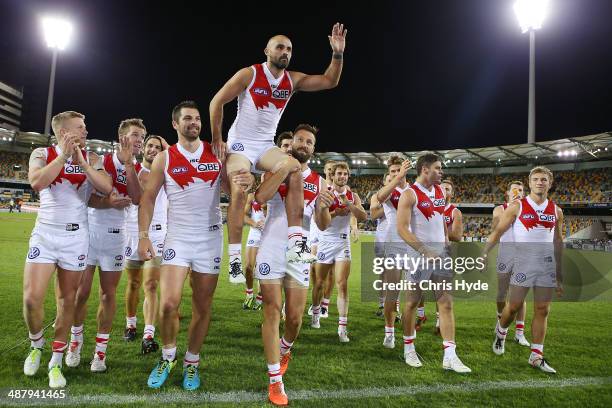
[164,142,222,234]
[319,188,354,242]
[228,63,294,143]
[382,185,411,243]
[409,182,446,244]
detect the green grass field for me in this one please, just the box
[0,212,611,407]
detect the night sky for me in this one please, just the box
[1,0,611,152]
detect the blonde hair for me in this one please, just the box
[118,118,146,137]
[51,111,85,136]
[529,166,553,182]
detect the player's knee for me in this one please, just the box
[23,296,42,313]
[285,312,302,330]
[534,303,550,316]
[508,302,523,315]
[144,279,158,294]
[161,299,179,317]
[437,300,453,314]
[128,277,141,291]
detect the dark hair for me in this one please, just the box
[144,135,165,150]
[387,155,403,168]
[293,123,319,138]
[172,100,199,123]
[416,153,441,175]
[276,131,294,147]
[507,180,524,191]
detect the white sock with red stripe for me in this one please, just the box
[229,244,241,264]
[417,307,425,319]
[496,321,508,339]
[403,335,416,353]
[49,341,67,368]
[338,316,348,332]
[395,300,400,313]
[378,296,385,308]
[29,330,44,349]
[312,305,321,317]
[95,333,109,359]
[184,350,200,367]
[267,362,282,384]
[143,325,155,340]
[321,298,330,310]
[70,325,84,345]
[530,343,544,359]
[255,293,263,304]
[287,226,303,249]
[126,316,137,329]
[279,337,293,356]
[245,288,254,298]
[435,312,440,328]
[443,340,457,359]
[515,320,525,336]
[385,326,395,337]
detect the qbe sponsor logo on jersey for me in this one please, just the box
[304,181,317,193]
[433,198,445,207]
[116,169,127,185]
[231,143,244,152]
[197,163,220,172]
[64,164,85,174]
[258,263,270,275]
[272,89,290,99]
[28,247,40,259]
[163,249,176,261]
[539,214,555,223]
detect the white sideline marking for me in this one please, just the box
[3,376,611,406]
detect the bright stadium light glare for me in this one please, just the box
[42,17,73,50]
[514,0,549,33]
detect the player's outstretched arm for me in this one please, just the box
[117,134,142,205]
[291,23,347,92]
[254,169,290,204]
[137,151,165,261]
[209,68,253,159]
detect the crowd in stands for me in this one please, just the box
[0,151,29,180]
[347,168,610,205]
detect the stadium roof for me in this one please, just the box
[1,127,611,169]
[310,132,612,169]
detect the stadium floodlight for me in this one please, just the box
[514,0,549,33]
[514,0,549,144]
[41,16,74,140]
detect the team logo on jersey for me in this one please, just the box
[258,263,270,275]
[163,249,176,261]
[514,273,527,283]
[171,166,189,174]
[27,247,40,259]
[231,143,245,152]
[318,252,326,260]
[252,87,269,96]
[78,254,86,261]
[497,263,506,272]
[125,247,132,257]
[115,255,123,261]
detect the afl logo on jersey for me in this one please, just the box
[172,166,188,174]
[522,214,535,220]
[252,88,269,96]
[258,263,270,275]
[231,143,245,152]
[420,202,431,208]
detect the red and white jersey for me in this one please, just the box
[320,187,355,242]
[443,203,457,229]
[499,202,515,243]
[512,196,557,243]
[408,182,446,243]
[164,142,222,234]
[382,185,411,243]
[88,153,142,228]
[228,63,294,143]
[262,167,322,242]
[250,200,265,224]
[36,146,92,226]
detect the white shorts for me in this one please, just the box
[161,227,223,274]
[26,222,89,271]
[256,238,310,287]
[125,225,166,262]
[384,242,413,258]
[246,227,262,248]
[511,255,557,288]
[227,137,276,169]
[87,227,127,272]
[496,245,515,274]
[316,239,351,264]
[374,241,385,258]
[309,222,320,246]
